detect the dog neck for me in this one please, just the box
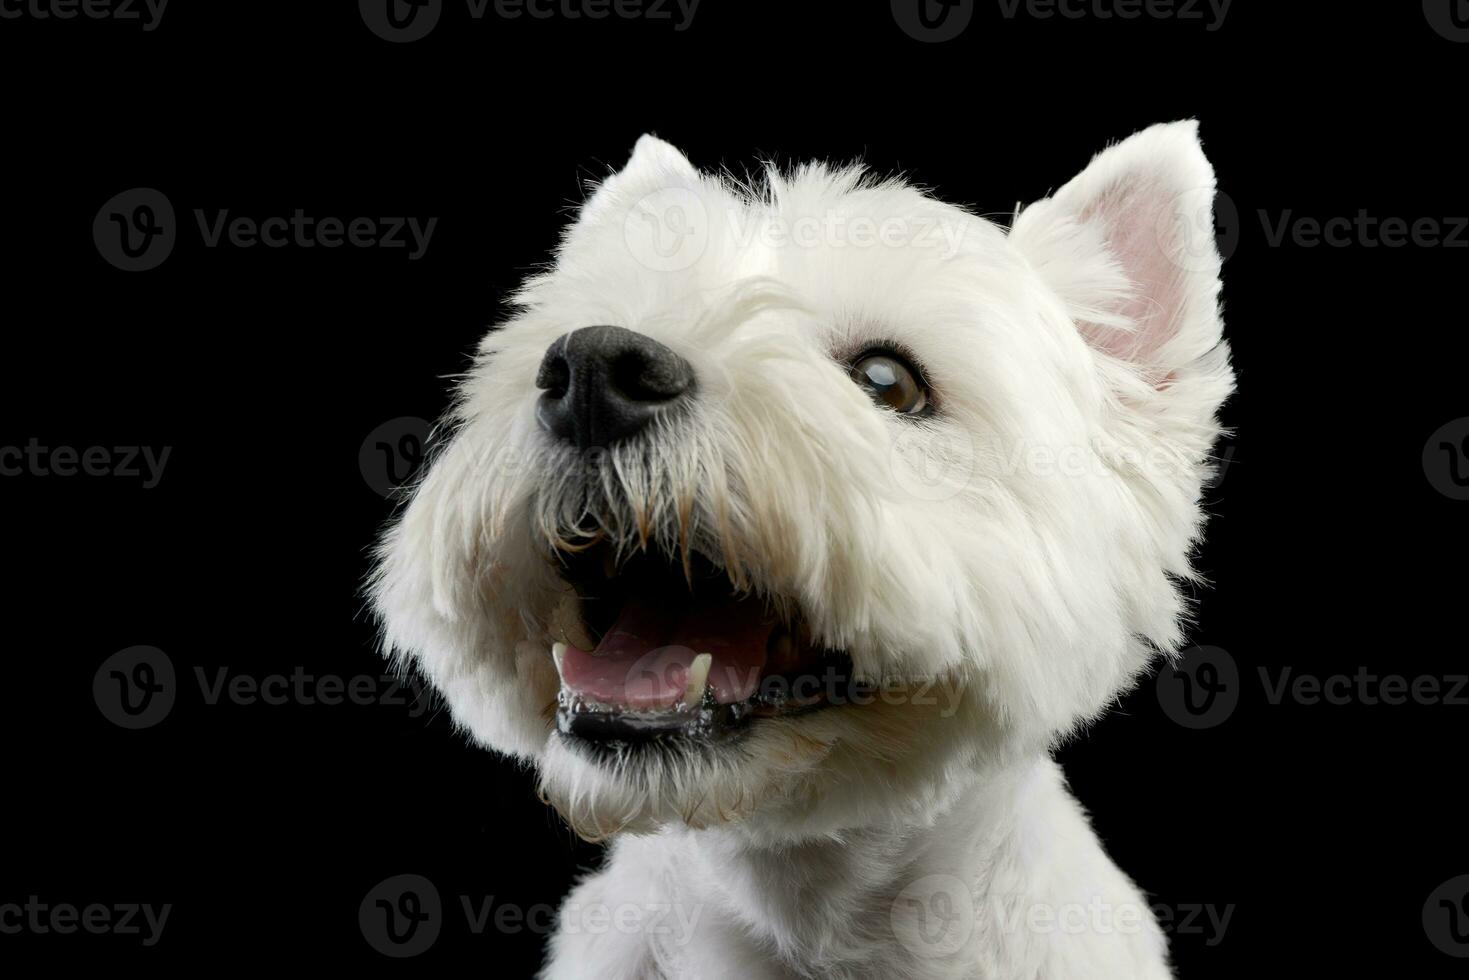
[656,757,1083,975]
[697,757,1034,891]
[560,757,1169,978]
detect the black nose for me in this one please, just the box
[535,325,696,449]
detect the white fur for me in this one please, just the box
[372,122,1233,978]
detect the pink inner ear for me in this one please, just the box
[1077,175,1190,368]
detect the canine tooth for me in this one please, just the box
[683,653,712,707]
[552,642,567,677]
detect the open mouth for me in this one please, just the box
[547,542,855,746]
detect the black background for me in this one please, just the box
[2,1,1466,976]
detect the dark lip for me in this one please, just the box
[557,699,751,746]
[547,540,857,747]
[555,652,856,747]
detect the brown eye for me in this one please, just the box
[849,352,929,415]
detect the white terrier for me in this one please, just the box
[372,121,1233,979]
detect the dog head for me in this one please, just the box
[371,122,1233,841]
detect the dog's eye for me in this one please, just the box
[849,351,929,415]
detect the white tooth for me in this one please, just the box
[552,642,567,678]
[683,653,712,707]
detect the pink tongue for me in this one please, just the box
[559,593,771,709]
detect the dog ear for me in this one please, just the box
[576,134,701,226]
[1009,121,1225,383]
